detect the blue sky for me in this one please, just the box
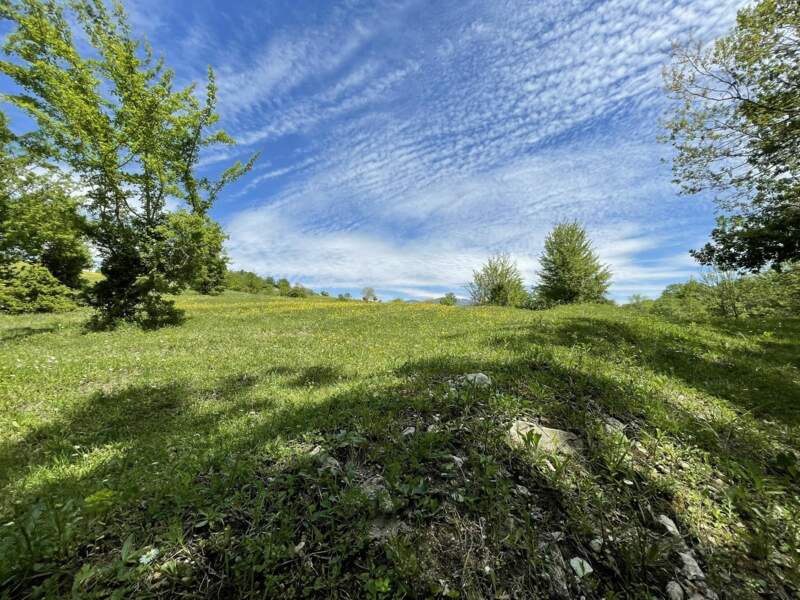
[7,0,751,300]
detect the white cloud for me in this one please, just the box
[183,0,750,298]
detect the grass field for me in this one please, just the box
[1,293,799,598]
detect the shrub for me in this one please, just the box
[288,285,314,298]
[467,254,527,307]
[0,262,77,314]
[0,116,91,289]
[440,292,458,306]
[534,221,611,307]
[362,287,377,302]
[644,264,800,320]
[225,270,275,294]
[277,279,291,296]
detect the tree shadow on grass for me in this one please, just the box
[2,348,798,596]
[0,325,58,342]
[490,315,800,426]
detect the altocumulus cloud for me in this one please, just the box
[125,0,749,300]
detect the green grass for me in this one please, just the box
[1,293,798,598]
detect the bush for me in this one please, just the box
[288,285,314,298]
[534,221,611,307]
[225,270,276,294]
[467,254,527,307]
[439,292,458,306]
[0,262,77,314]
[639,264,800,321]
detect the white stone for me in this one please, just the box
[666,581,684,600]
[508,420,582,455]
[678,551,705,580]
[569,557,593,578]
[402,426,416,436]
[657,514,681,538]
[603,416,626,434]
[463,373,492,387]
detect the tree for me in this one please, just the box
[277,278,291,296]
[533,222,610,306]
[0,261,76,313]
[467,253,527,307]
[0,0,256,326]
[663,0,800,271]
[0,113,90,288]
[440,292,457,306]
[362,287,377,302]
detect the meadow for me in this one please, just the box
[1,292,798,598]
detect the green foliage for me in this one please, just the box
[0,0,256,327]
[635,265,800,320]
[0,114,90,289]
[663,0,800,270]
[287,284,314,298]
[0,261,76,313]
[225,270,276,294]
[439,292,458,306]
[277,278,291,296]
[533,222,611,307]
[467,253,527,307]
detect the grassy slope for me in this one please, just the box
[1,293,798,598]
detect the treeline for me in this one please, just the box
[224,270,318,298]
[630,265,800,321]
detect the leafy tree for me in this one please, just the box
[0,113,90,288]
[439,292,458,306]
[644,265,800,320]
[533,222,611,306]
[0,0,256,326]
[663,0,800,271]
[225,269,274,294]
[288,284,314,298]
[362,287,377,302]
[277,278,291,296]
[0,261,76,313]
[467,253,527,307]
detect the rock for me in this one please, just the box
[402,426,416,436]
[368,516,407,541]
[678,551,705,580]
[603,416,626,434]
[544,546,571,599]
[463,373,492,387]
[569,557,593,578]
[508,420,582,455]
[514,484,531,496]
[321,456,340,472]
[666,581,684,600]
[360,475,386,499]
[657,514,681,538]
[589,538,603,553]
